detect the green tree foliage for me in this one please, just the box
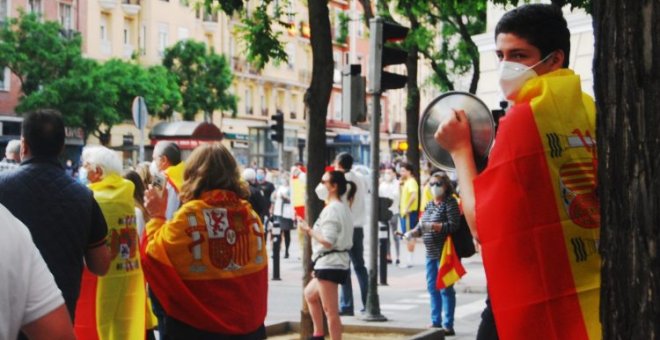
[162,40,236,121]
[0,11,82,95]
[380,0,487,93]
[16,59,181,140]
[206,0,288,70]
[492,0,592,13]
[16,59,118,140]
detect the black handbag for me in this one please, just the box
[453,214,476,258]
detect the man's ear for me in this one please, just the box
[19,138,29,161]
[549,50,565,70]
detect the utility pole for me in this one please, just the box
[363,17,409,322]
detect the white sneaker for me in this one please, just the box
[398,263,412,269]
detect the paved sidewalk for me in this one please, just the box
[266,234,489,339]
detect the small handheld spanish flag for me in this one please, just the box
[436,236,466,290]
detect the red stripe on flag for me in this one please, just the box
[474,103,589,340]
[74,269,100,340]
[142,253,268,334]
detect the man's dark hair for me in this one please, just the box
[335,152,353,171]
[153,141,181,165]
[495,4,570,67]
[22,109,65,158]
[400,162,415,175]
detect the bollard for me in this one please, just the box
[378,221,389,285]
[271,220,282,281]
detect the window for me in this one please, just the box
[245,87,253,115]
[123,20,130,45]
[333,94,342,120]
[158,24,169,56]
[1,0,9,26]
[28,0,42,17]
[100,14,111,55]
[0,68,10,92]
[139,25,146,55]
[177,27,189,40]
[286,42,295,69]
[59,3,73,30]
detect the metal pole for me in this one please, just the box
[138,100,145,163]
[364,90,386,321]
[278,140,284,171]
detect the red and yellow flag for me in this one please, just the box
[436,236,466,290]
[474,69,601,339]
[141,189,268,334]
[165,161,185,192]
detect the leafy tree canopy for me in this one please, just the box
[0,11,82,95]
[492,0,592,13]
[205,0,289,70]
[162,40,237,121]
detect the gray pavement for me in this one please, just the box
[265,232,488,339]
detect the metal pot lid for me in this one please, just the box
[419,91,495,172]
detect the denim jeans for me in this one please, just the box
[339,227,369,313]
[425,257,456,328]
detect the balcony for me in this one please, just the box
[98,0,117,10]
[202,12,218,33]
[121,0,140,16]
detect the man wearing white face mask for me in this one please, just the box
[435,4,601,340]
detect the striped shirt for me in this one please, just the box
[411,196,461,259]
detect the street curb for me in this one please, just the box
[265,321,445,339]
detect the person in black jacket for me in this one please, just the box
[243,168,267,221]
[0,109,110,320]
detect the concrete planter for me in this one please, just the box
[266,321,444,340]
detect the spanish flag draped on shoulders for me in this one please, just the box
[141,189,268,335]
[75,174,146,340]
[474,69,601,340]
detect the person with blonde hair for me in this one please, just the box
[143,143,268,339]
[75,145,147,340]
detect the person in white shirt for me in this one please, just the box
[299,170,356,340]
[0,204,74,340]
[334,152,370,315]
[379,165,401,265]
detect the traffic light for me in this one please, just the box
[270,113,284,143]
[368,18,409,93]
[342,64,367,125]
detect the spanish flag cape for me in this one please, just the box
[474,69,601,339]
[291,170,306,218]
[165,161,185,192]
[141,189,268,334]
[75,174,146,340]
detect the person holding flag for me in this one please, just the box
[142,143,268,339]
[434,4,601,340]
[400,172,460,336]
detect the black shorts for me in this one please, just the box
[314,269,349,284]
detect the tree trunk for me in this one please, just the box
[405,19,421,199]
[593,1,660,339]
[301,1,333,338]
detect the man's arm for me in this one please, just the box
[84,243,110,276]
[434,109,479,241]
[21,305,75,340]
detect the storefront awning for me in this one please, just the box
[149,121,222,141]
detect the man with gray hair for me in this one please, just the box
[152,141,184,220]
[0,139,21,171]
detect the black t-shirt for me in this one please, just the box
[0,157,108,318]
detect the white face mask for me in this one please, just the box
[315,183,329,201]
[78,167,88,185]
[383,173,394,182]
[498,53,553,100]
[431,185,444,198]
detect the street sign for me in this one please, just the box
[132,96,148,129]
[131,96,148,163]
